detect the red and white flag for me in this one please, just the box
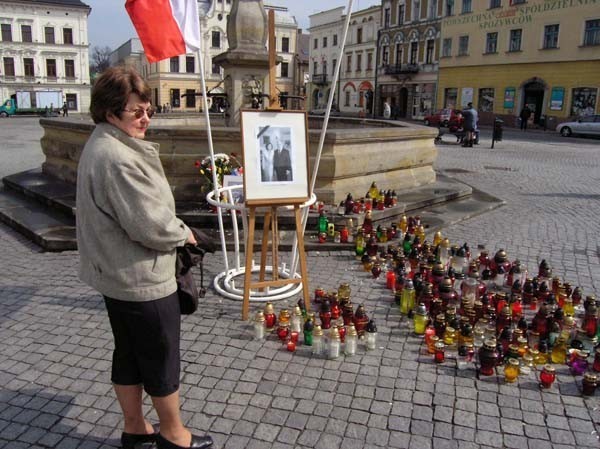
[125,0,201,63]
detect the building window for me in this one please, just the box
[63,28,73,44]
[442,38,452,57]
[490,0,501,8]
[66,93,77,111]
[313,38,318,49]
[1,24,12,42]
[478,88,495,112]
[425,39,434,63]
[322,60,327,75]
[170,56,179,72]
[186,56,194,73]
[509,29,522,51]
[382,46,389,64]
[346,54,352,72]
[357,27,362,44]
[65,59,75,78]
[23,57,34,77]
[445,0,454,16]
[413,0,421,21]
[458,35,469,55]
[410,41,418,63]
[543,24,559,49]
[212,31,220,48]
[281,62,289,77]
[367,52,373,70]
[313,61,318,75]
[444,87,458,108]
[384,8,391,27]
[583,19,600,46]
[3,57,15,76]
[46,59,57,77]
[185,89,196,108]
[510,0,526,4]
[395,44,403,65]
[345,90,350,107]
[282,36,289,53]
[356,53,362,71]
[429,0,437,19]
[211,59,220,74]
[571,87,597,116]
[170,88,180,108]
[45,27,55,44]
[21,25,32,42]
[323,36,327,47]
[398,5,405,24]
[462,0,472,13]
[332,59,337,75]
[485,32,498,53]
[333,34,338,46]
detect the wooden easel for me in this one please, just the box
[241,10,311,321]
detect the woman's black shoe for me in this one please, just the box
[121,430,157,449]
[156,433,213,449]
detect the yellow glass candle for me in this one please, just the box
[504,358,520,383]
[428,335,439,354]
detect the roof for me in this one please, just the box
[3,0,90,8]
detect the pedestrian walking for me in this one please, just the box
[62,102,68,117]
[76,66,213,449]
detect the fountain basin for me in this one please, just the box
[39,115,438,204]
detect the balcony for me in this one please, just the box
[382,64,420,75]
[312,74,328,85]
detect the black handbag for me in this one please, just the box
[175,228,215,315]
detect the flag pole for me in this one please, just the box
[290,0,354,276]
[197,43,229,271]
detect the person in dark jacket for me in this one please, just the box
[462,103,476,147]
[520,104,532,131]
[76,67,213,449]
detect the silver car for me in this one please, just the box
[556,115,600,137]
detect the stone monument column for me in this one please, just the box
[213,0,271,127]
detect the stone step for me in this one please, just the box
[0,169,491,252]
[0,187,76,251]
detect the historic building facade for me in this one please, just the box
[0,0,91,113]
[339,5,380,116]
[307,7,344,111]
[120,2,303,113]
[437,0,600,126]
[375,0,442,119]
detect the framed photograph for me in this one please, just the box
[223,174,244,204]
[240,110,310,205]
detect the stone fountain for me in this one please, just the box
[0,0,478,251]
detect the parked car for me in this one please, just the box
[556,115,600,137]
[424,108,462,128]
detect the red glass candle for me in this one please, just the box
[583,307,598,337]
[582,373,598,396]
[277,325,290,341]
[264,303,276,330]
[386,270,396,289]
[340,226,349,243]
[434,342,445,363]
[593,348,600,372]
[478,340,498,376]
[337,325,346,343]
[318,232,327,243]
[539,365,556,389]
[314,287,326,304]
[287,340,296,352]
[290,331,299,344]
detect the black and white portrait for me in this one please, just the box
[257,126,293,183]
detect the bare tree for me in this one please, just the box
[90,46,112,75]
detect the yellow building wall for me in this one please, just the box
[437,59,600,120]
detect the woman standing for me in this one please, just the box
[76,67,213,449]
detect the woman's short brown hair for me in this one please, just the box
[89,66,151,124]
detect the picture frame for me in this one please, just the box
[222,174,244,204]
[240,110,310,206]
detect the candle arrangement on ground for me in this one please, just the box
[252,287,379,360]
[347,210,600,395]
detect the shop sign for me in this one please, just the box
[504,88,516,109]
[550,87,565,111]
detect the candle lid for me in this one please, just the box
[313,325,323,337]
[542,365,555,373]
[254,311,265,323]
[346,324,358,337]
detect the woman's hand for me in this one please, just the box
[186,231,197,246]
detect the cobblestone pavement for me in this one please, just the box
[1,128,600,448]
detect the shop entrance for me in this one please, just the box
[522,80,546,124]
[398,87,409,118]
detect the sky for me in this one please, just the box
[87,0,376,50]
